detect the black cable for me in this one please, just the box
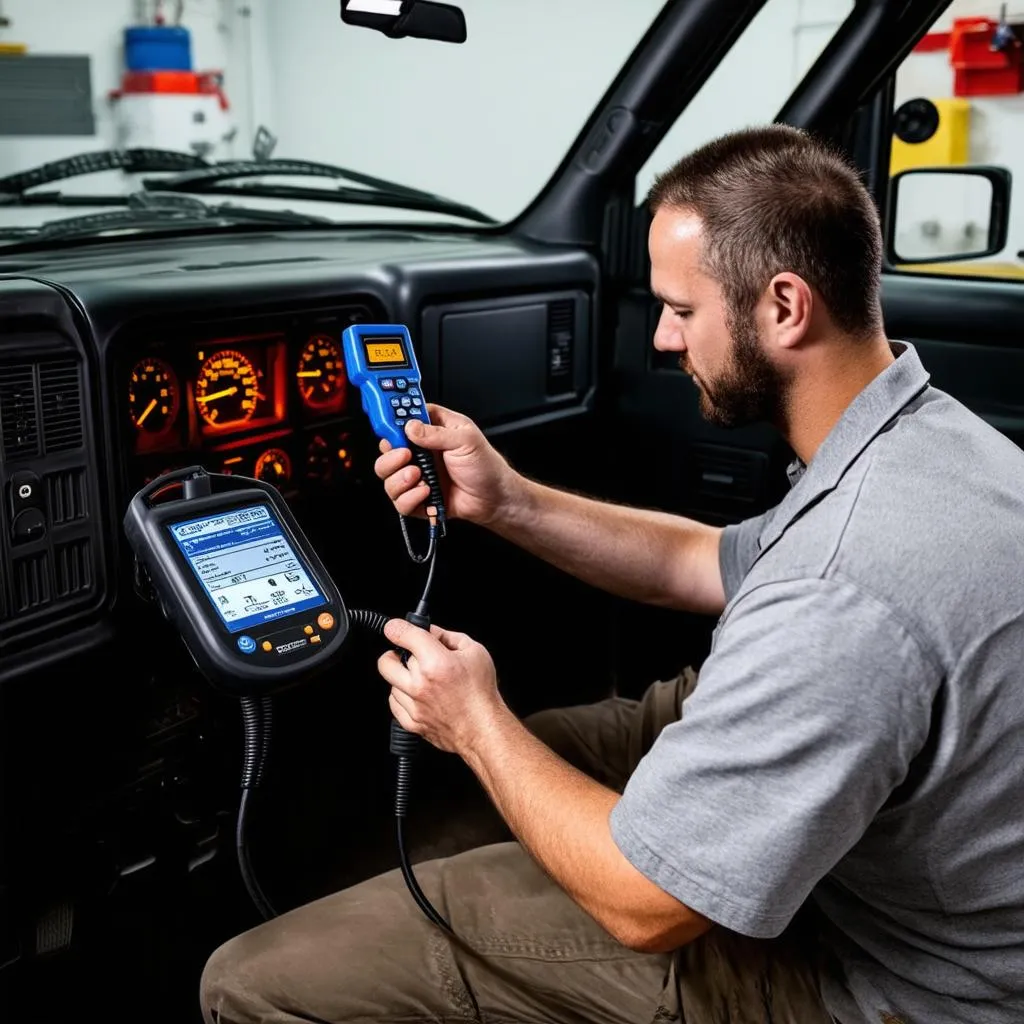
[390,719,451,933]
[237,696,277,921]
[352,605,453,934]
[398,444,447,563]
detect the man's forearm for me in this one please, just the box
[462,700,709,952]
[489,477,725,615]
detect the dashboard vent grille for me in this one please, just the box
[13,552,50,613]
[47,468,87,523]
[687,443,768,505]
[546,299,575,395]
[0,364,40,461]
[55,539,92,598]
[39,359,83,453]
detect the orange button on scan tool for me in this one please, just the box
[317,612,335,631]
[310,634,322,644]
[304,625,314,635]
[261,641,273,652]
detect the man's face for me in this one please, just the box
[649,207,785,428]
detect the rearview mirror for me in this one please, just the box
[886,166,1011,265]
[340,0,467,43]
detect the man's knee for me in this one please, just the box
[200,932,258,1024]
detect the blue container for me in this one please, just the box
[124,26,192,71]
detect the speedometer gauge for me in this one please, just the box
[195,349,259,428]
[297,334,346,411]
[129,358,179,436]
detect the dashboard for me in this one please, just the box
[0,226,598,672]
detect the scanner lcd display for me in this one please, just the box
[362,335,410,367]
[170,504,326,632]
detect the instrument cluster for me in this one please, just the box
[123,316,363,496]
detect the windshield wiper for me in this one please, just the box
[0,193,333,246]
[0,148,209,196]
[0,148,496,227]
[143,158,496,225]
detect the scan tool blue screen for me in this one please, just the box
[169,504,326,633]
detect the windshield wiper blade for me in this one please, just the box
[0,197,331,244]
[167,180,496,225]
[144,158,496,225]
[0,148,209,196]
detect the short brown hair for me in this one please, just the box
[647,125,883,337]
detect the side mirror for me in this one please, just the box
[886,166,1011,265]
[339,0,467,43]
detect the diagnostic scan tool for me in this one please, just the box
[341,323,429,448]
[124,466,349,695]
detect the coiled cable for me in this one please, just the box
[237,695,277,921]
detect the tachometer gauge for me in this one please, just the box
[129,358,179,436]
[254,448,292,488]
[195,349,259,428]
[297,334,346,411]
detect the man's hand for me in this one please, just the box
[378,617,506,756]
[377,616,711,952]
[373,403,521,528]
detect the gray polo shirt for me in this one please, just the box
[610,343,1024,1024]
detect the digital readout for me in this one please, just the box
[363,337,409,367]
[170,504,326,633]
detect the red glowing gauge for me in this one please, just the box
[297,335,346,411]
[128,358,180,436]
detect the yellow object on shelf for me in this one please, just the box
[890,97,971,175]
[0,43,28,54]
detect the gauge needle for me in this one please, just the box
[297,370,322,378]
[196,386,238,403]
[136,398,157,425]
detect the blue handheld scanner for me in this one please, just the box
[341,324,429,449]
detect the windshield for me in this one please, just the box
[0,0,670,240]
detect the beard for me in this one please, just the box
[683,309,786,429]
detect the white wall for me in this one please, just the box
[0,0,267,182]
[264,0,666,223]
[894,1,1024,261]
[262,0,854,223]
[636,0,854,202]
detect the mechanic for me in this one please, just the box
[200,124,1024,1024]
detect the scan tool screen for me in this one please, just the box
[362,335,410,367]
[169,504,326,632]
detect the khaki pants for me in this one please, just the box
[201,672,833,1023]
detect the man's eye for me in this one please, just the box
[674,310,692,319]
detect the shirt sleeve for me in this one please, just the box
[609,577,938,939]
[718,511,771,603]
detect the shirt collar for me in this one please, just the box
[757,342,930,553]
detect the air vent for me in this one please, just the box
[13,552,50,613]
[0,364,40,461]
[54,539,92,598]
[688,444,768,505]
[546,299,575,395]
[47,468,87,523]
[39,360,83,453]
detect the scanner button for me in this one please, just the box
[261,640,273,652]
[237,636,257,654]
[408,387,420,396]
[396,408,407,417]
[411,398,422,407]
[304,625,314,636]
[380,378,395,389]
[317,612,335,631]
[400,397,411,407]
[395,378,408,390]
[310,634,322,644]
[390,396,401,407]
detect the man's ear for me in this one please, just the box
[763,272,813,350]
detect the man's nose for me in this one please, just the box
[653,308,684,351]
